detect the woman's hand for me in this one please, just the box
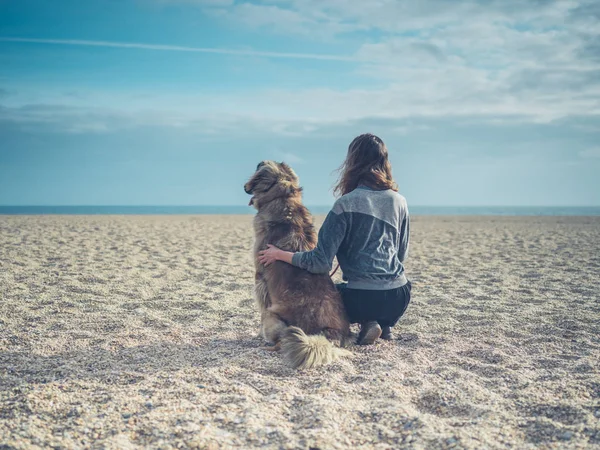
[258,244,283,266]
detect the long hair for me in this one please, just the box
[333,133,398,197]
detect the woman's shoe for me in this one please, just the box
[357,321,382,345]
[380,326,394,340]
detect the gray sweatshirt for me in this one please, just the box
[291,185,409,290]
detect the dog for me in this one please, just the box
[244,161,350,369]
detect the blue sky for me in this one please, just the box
[1,0,599,206]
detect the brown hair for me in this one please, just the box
[333,133,398,197]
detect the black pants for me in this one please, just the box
[336,281,412,327]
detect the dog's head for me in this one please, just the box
[244,161,301,210]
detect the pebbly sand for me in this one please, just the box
[0,215,599,449]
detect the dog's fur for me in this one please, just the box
[244,161,350,369]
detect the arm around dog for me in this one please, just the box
[291,208,347,274]
[398,207,410,263]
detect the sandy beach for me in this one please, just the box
[0,214,599,449]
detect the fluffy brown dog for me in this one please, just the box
[244,161,350,369]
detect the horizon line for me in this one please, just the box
[0,37,357,62]
[1,205,599,208]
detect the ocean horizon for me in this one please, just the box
[1,205,599,216]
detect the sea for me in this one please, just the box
[1,206,599,216]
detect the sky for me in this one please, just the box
[0,0,599,206]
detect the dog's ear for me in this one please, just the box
[279,162,298,182]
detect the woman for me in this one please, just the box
[258,133,411,345]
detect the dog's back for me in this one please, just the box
[256,202,347,335]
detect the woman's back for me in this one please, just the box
[331,185,409,290]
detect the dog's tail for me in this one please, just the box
[280,326,350,370]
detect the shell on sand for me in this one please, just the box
[0,215,599,449]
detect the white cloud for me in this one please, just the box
[0,37,354,62]
[190,0,600,124]
[208,0,587,37]
[3,0,600,129]
[1,74,597,135]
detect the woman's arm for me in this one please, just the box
[258,244,294,266]
[398,208,410,263]
[258,207,347,274]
